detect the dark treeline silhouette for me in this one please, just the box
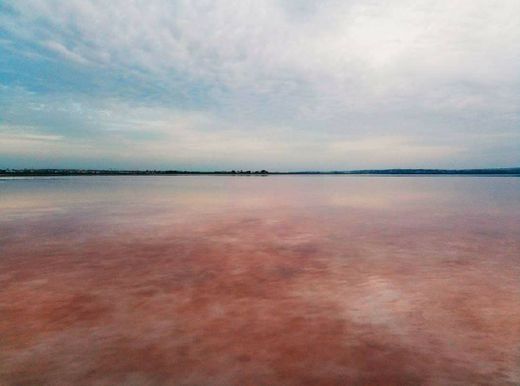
[1,168,519,177]
[343,168,520,175]
[0,169,270,176]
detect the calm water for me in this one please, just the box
[1,176,519,385]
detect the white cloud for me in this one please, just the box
[43,41,89,64]
[5,1,520,88]
[1,0,520,168]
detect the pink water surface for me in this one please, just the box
[1,176,519,385]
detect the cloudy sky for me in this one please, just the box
[1,0,519,171]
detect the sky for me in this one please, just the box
[1,0,519,171]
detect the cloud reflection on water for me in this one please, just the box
[1,176,519,385]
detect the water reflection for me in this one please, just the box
[1,176,519,385]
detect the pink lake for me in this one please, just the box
[1,176,519,385]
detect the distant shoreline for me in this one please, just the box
[1,168,519,177]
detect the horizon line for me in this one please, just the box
[2,167,520,176]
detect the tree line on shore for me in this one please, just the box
[1,168,519,176]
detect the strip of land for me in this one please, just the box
[1,168,519,176]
